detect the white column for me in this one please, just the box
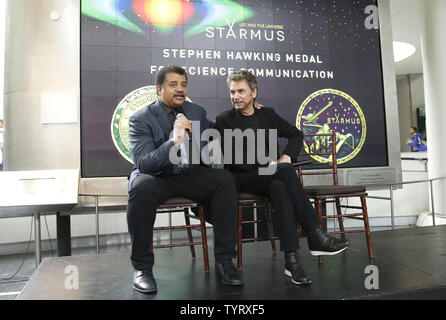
[0,0,6,120]
[420,0,446,215]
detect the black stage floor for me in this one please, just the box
[16,225,446,300]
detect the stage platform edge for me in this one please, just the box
[16,225,446,300]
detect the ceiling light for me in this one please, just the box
[393,41,416,63]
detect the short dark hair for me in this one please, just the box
[155,65,187,87]
[411,127,418,132]
[227,69,258,92]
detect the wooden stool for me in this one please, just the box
[151,198,210,272]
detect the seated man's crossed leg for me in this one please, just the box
[233,164,350,285]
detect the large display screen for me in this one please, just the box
[81,0,387,177]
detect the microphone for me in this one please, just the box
[175,112,190,167]
[175,112,190,139]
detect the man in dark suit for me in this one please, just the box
[127,65,242,294]
[215,70,350,285]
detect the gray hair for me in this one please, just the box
[227,69,258,92]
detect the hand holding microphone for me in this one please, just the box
[171,112,192,146]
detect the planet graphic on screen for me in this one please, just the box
[111,86,158,163]
[296,89,367,164]
[111,86,192,163]
[82,0,254,36]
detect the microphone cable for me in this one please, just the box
[0,217,33,284]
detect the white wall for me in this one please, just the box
[3,0,80,171]
[0,0,6,119]
[0,0,84,252]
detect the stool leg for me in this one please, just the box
[316,199,324,264]
[197,207,209,272]
[335,198,346,240]
[266,202,277,255]
[296,225,302,242]
[237,205,243,270]
[184,208,196,258]
[360,196,374,258]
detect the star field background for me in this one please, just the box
[81,0,387,177]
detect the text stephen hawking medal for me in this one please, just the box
[111,86,158,163]
[296,89,367,165]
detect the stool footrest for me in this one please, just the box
[153,241,205,249]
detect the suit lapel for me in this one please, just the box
[150,100,172,139]
[181,103,191,120]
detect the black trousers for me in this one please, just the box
[127,166,238,271]
[233,164,320,252]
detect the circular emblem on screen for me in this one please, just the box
[296,89,366,164]
[111,86,158,163]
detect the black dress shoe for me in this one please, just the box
[284,251,311,285]
[133,269,157,294]
[215,260,243,286]
[307,228,350,256]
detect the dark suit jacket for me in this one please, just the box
[128,99,213,189]
[214,107,304,172]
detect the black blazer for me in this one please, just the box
[128,99,213,189]
[215,107,304,172]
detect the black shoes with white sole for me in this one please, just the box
[284,229,350,285]
[284,251,311,285]
[307,228,350,256]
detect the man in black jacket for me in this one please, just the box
[215,70,350,285]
